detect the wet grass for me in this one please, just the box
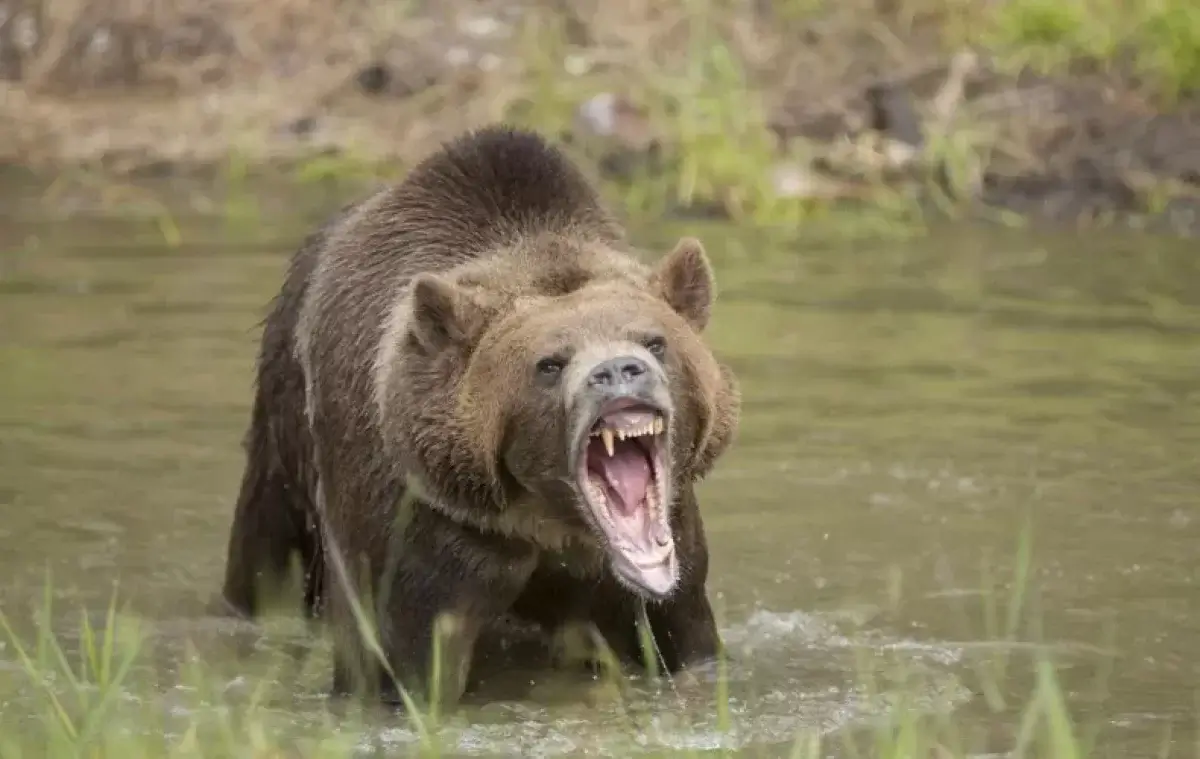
[0,523,1137,758]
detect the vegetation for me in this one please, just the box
[982,0,1200,103]
[2,0,1197,233]
[0,523,1149,758]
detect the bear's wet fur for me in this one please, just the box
[216,125,740,707]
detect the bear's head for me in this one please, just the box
[386,236,739,599]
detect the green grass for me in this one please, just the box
[0,524,1141,759]
[984,0,1200,104]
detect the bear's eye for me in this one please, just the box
[535,356,567,378]
[643,335,668,360]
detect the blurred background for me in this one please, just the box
[2,0,1198,228]
[1,1,1199,757]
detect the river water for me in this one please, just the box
[1,174,1197,757]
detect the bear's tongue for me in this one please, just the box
[586,437,652,515]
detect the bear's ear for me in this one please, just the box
[651,236,715,332]
[409,274,488,354]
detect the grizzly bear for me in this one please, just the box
[215,125,741,708]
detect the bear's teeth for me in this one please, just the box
[602,428,616,456]
[589,413,665,443]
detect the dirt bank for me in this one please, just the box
[2,0,1198,236]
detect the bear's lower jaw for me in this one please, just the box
[610,545,679,599]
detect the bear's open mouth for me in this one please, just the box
[576,399,676,597]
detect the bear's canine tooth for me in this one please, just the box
[601,428,616,457]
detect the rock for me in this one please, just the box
[572,92,653,149]
[355,62,391,95]
[571,92,661,181]
[285,116,318,138]
[351,53,440,99]
[769,162,859,200]
[865,80,924,150]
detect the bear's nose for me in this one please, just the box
[587,355,650,388]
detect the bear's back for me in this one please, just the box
[324,126,626,281]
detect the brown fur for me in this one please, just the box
[215,125,740,707]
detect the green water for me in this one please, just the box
[1,176,1198,756]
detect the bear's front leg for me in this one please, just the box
[581,575,721,677]
[643,582,722,673]
[333,504,540,710]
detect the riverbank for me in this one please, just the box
[2,0,1198,236]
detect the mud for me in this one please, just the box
[1,0,1197,236]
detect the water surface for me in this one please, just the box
[1,177,1198,756]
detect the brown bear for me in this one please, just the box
[215,124,741,708]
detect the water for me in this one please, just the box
[1,175,1198,756]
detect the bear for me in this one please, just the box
[214,124,741,708]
